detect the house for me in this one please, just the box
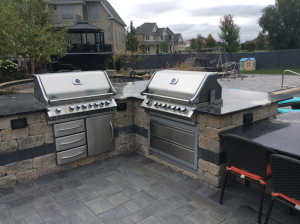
[185,40,191,47]
[240,58,256,71]
[49,0,126,71]
[135,22,185,54]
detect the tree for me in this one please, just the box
[205,34,216,48]
[244,42,255,52]
[190,38,196,49]
[218,14,241,52]
[195,34,204,50]
[159,40,169,53]
[124,20,142,77]
[255,31,266,49]
[258,0,300,50]
[0,0,71,75]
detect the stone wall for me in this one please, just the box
[197,103,278,188]
[0,80,34,91]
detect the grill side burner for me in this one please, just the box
[141,70,222,170]
[34,71,117,165]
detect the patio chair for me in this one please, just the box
[220,134,275,224]
[264,154,300,224]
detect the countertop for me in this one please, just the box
[220,112,300,160]
[0,80,298,117]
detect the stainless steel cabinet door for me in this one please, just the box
[86,114,114,156]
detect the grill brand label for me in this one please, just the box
[169,78,178,85]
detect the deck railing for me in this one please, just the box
[281,70,300,89]
[67,44,112,53]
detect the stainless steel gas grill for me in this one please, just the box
[141,70,222,170]
[34,71,117,165]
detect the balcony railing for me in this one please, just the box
[50,14,81,26]
[67,44,112,53]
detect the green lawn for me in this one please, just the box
[241,68,300,75]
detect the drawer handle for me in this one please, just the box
[59,124,82,131]
[61,151,85,160]
[60,138,84,146]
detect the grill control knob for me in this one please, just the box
[77,105,81,109]
[171,105,175,110]
[100,101,105,106]
[105,100,111,105]
[175,106,180,111]
[82,104,87,108]
[94,102,99,107]
[180,107,186,112]
[157,103,161,106]
[153,102,158,106]
[56,107,62,112]
[69,105,75,110]
[161,104,166,108]
[166,104,170,108]
[89,103,93,107]
[145,100,150,105]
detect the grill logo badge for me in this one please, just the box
[169,78,178,85]
[73,78,83,85]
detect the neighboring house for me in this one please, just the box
[185,40,191,47]
[135,22,185,54]
[49,0,126,71]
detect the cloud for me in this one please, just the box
[189,5,265,18]
[129,2,179,19]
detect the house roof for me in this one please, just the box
[68,20,103,33]
[174,34,183,43]
[166,27,174,35]
[240,58,255,61]
[156,28,165,35]
[136,23,157,34]
[101,0,126,26]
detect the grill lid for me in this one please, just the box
[141,70,222,104]
[34,71,116,104]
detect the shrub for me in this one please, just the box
[108,55,115,69]
[0,60,18,77]
[115,56,121,71]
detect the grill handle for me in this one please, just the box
[142,93,190,102]
[110,122,114,142]
[58,125,82,131]
[60,138,84,146]
[48,92,115,103]
[61,151,85,160]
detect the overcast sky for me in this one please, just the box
[109,0,275,42]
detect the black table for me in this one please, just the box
[220,112,300,160]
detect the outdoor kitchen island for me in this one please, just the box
[0,74,297,189]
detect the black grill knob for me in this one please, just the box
[166,104,170,108]
[175,106,180,111]
[100,101,105,106]
[171,105,175,110]
[69,105,75,110]
[145,100,150,105]
[94,102,99,107]
[82,104,87,108]
[157,103,161,106]
[161,104,166,108]
[180,107,186,112]
[153,102,158,106]
[106,100,111,105]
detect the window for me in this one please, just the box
[146,36,150,41]
[91,6,98,20]
[138,35,142,41]
[119,32,121,47]
[161,36,163,40]
[61,6,74,19]
[153,36,156,40]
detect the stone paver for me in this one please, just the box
[0,152,298,224]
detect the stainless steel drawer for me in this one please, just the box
[55,132,86,152]
[150,121,195,150]
[57,145,87,165]
[54,119,85,137]
[150,136,194,164]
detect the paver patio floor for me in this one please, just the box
[0,152,299,224]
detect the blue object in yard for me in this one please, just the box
[277,108,300,113]
[278,97,300,104]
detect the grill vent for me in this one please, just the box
[49,96,109,106]
[148,96,195,107]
